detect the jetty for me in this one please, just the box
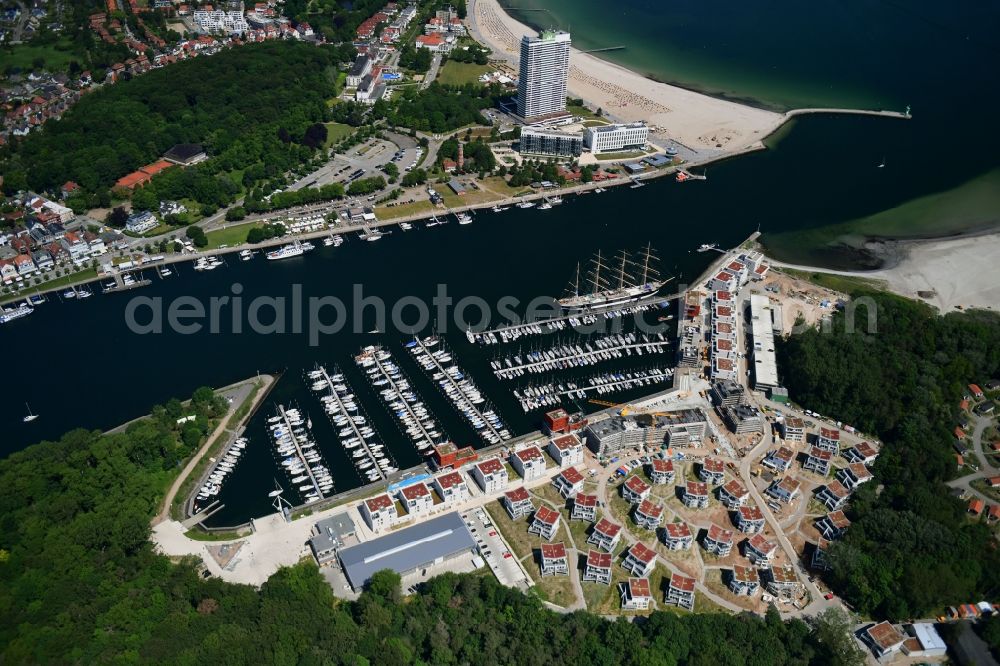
[492,332,670,380]
[311,365,389,482]
[274,404,325,499]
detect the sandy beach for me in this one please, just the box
[770,230,1000,313]
[469,0,784,154]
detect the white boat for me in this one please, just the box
[697,243,718,253]
[456,212,472,225]
[62,289,77,299]
[23,402,38,423]
[240,249,256,261]
[516,201,536,209]
[77,286,93,298]
[159,266,172,277]
[537,202,552,210]
[0,304,34,324]
[400,222,413,231]
[266,241,313,261]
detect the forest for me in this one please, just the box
[1,42,341,197]
[777,291,1000,619]
[0,388,853,664]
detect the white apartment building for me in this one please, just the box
[583,122,649,154]
[194,10,249,35]
[516,30,570,121]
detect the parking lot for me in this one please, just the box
[463,508,531,591]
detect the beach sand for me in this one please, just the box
[469,0,784,155]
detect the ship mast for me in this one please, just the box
[587,250,612,295]
[638,243,660,284]
[571,262,580,297]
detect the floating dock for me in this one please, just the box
[272,404,327,500]
[491,331,670,380]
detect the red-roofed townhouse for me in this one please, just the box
[763,447,794,473]
[503,487,534,519]
[744,533,777,565]
[433,471,470,504]
[861,621,906,659]
[529,506,561,540]
[661,521,693,551]
[817,480,850,511]
[837,463,873,491]
[703,524,734,557]
[587,518,622,552]
[622,542,656,577]
[736,504,766,534]
[571,492,598,522]
[398,481,433,516]
[553,466,585,498]
[816,511,850,540]
[666,573,696,610]
[699,457,725,485]
[648,458,674,485]
[804,446,833,476]
[620,577,653,611]
[471,457,508,493]
[583,549,612,584]
[843,441,879,465]
[547,433,584,467]
[683,481,709,509]
[816,427,841,453]
[766,477,801,504]
[539,542,568,576]
[510,445,547,481]
[634,499,664,530]
[719,479,750,509]
[729,565,759,596]
[622,475,651,503]
[360,493,397,532]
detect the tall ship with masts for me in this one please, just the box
[559,244,668,312]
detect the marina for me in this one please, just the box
[308,365,397,483]
[513,368,673,411]
[408,336,512,445]
[268,404,332,504]
[355,344,448,455]
[193,435,248,508]
[489,331,670,380]
[468,297,675,345]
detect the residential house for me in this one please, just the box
[765,565,800,596]
[634,499,664,530]
[861,622,907,660]
[968,498,985,516]
[661,521,693,551]
[803,446,833,476]
[547,433,585,467]
[529,506,561,541]
[398,482,433,516]
[843,441,879,465]
[571,492,598,521]
[588,518,622,552]
[816,510,850,540]
[539,542,568,576]
[699,457,726,485]
[837,463,873,491]
[433,471,470,504]
[60,230,89,262]
[471,458,508,493]
[744,534,777,566]
[511,446,547,481]
[718,479,749,509]
[763,446,794,473]
[0,259,17,281]
[683,481,710,509]
[503,487,534,519]
[13,254,36,275]
[766,477,801,504]
[729,565,760,596]
[709,270,738,293]
[553,466,585,498]
[782,417,806,443]
[816,427,841,453]
[583,549,613,585]
[620,577,653,611]
[736,505,766,534]
[702,524,734,557]
[647,458,675,485]
[817,480,851,511]
[622,542,657,577]
[622,475,652,503]
[969,383,985,399]
[125,210,157,234]
[666,573,696,611]
[359,493,397,532]
[31,250,53,271]
[812,538,832,571]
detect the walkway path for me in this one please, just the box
[947,416,998,502]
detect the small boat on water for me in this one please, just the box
[266,240,314,261]
[0,303,34,324]
[516,200,536,209]
[537,202,553,210]
[491,205,510,212]
[240,249,256,260]
[62,289,77,299]
[456,212,472,225]
[23,402,38,423]
[697,243,718,253]
[159,266,172,277]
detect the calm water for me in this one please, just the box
[4,1,1000,523]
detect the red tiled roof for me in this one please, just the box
[636,499,663,519]
[739,504,764,522]
[714,290,732,301]
[969,499,985,515]
[627,577,651,598]
[593,518,621,538]
[587,549,612,568]
[707,523,733,543]
[748,533,776,554]
[541,542,566,559]
[505,486,530,502]
[416,33,444,46]
[733,565,757,582]
[627,542,656,564]
[559,466,585,485]
[686,481,709,496]
[670,573,696,592]
[651,459,674,473]
[823,480,849,498]
[550,434,580,450]
[574,492,597,508]
[477,458,504,475]
[365,493,394,511]
[400,482,430,500]
[625,475,651,495]
[435,471,464,489]
[846,463,872,480]
[664,522,691,539]
[819,427,840,440]
[722,479,747,497]
[515,446,544,463]
[703,457,724,473]
[825,510,850,529]
[854,442,878,458]
[534,506,560,525]
[808,446,833,462]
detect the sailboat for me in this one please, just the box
[877,157,886,168]
[558,244,670,312]
[23,402,38,423]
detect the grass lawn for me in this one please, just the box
[374,199,435,220]
[583,119,611,127]
[2,41,78,72]
[567,102,599,119]
[437,60,491,86]
[204,223,259,249]
[595,151,648,161]
[324,122,355,148]
[2,267,99,305]
[777,267,888,295]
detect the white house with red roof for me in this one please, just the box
[503,487,534,519]
[803,446,833,476]
[736,505,766,534]
[763,446,794,473]
[817,480,851,510]
[553,466,585,498]
[634,499,664,530]
[587,518,622,552]
[816,427,841,453]
[662,521,693,550]
[745,533,777,565]
[730,565,760,596]
[572,492,598,522]
[397,481,433,516]
[622,542,657,577]
[719,479,750,508]
[510,446,547,482]
[433,471,470,504]
[816,510,851,540]
[766,477,801,504]
[647,458,674,485]
[703,524,734,557]
[666,573,696,610]
[583,549,613,585]
[540,542,568,576]
[547,432,585,467]
[529,506,561,541]
[843,441,879,465]
[620,577,653,611]
[699,457,726,485]
[709,270,738,293]
[359,493,398,532]
[622,475,651,503]
[684,481,710,508]
[837,463,873,491]
[471,457,508,494]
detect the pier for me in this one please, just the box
[313,365,389,481]
[492,332,670,380]
[357,345,443,452]
[274,404,325,498]
[513,368,674,411]
[410,336,509,444]
[471,295,677,345]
